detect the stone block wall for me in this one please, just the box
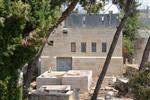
[40,26,123,76]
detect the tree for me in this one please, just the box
[23,0,105,98]
[0,0,79,99]
[123,36,134,63]
[123,6,140,63]
[0,0,61,99]
[23,0,80,97]
[139,36,150,70]
[129,62,150,100]
[91,0,136,99]
[0,0,104,100]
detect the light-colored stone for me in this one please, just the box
[134,30,150,65]
[40,14,123,76]
[62,70,92,91]
[36,70,93,91]
[29,89,75,100]
[36,71,66,88]
[40,85,71,91]
[29,85,74,100]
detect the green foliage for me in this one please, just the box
[122,1,140,61]
[122,1,140,37]
[80,0,105,14]
[0,80,7,100]
[123,36,134,54]
[0,0,105,99]
[123,12,140,40]
[0,0,62,100]
[129,62,150,100]
[84,3,104,13]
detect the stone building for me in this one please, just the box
[134,7,150,65]
[134,29,150,65]
[39,13,123,76]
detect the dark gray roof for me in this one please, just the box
[64,14,119,28]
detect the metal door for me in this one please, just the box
[57,57,72,71]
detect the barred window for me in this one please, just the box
[81,42,86,52]
[102,42,107,53]
[92,42,96,52]
[71,42,76,52]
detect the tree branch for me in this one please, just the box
[23,0,79,97]
[28,0,79,64]
[91,0,134,100]
[139,36,150,70]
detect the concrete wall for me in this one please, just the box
[40,26,123,76]
[72,57,123,76]
[134,38,150,65]
[29,91,75,100]
[134,29,150,65]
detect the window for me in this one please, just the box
[102,42,107,52]
[92,42,96,52]
[81,42,86,52]
[71,42,76,52]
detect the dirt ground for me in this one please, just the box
[80,76,133,100]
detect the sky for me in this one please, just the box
[138,0,150,9]
[77,0,120,14]
[63,0,150,14]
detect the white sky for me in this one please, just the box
[138,0,150,9]
[63,0,150,13]
[77,0,120,14]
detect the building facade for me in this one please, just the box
[40,13,123,76]
[134,29,150,65]
[133,8,150,66]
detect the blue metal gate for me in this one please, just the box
[57,57,72,71]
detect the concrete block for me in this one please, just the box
[40,85,71,92]
[29,90,75,100]
[36,71,66,88]
[62,70,92,91]
[29,85,75,100]
[36,70,92,91]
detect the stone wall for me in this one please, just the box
[40,27,123,76]
[41,57,123,76]
[134,37,150,65]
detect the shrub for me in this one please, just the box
[129,62,150,100]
